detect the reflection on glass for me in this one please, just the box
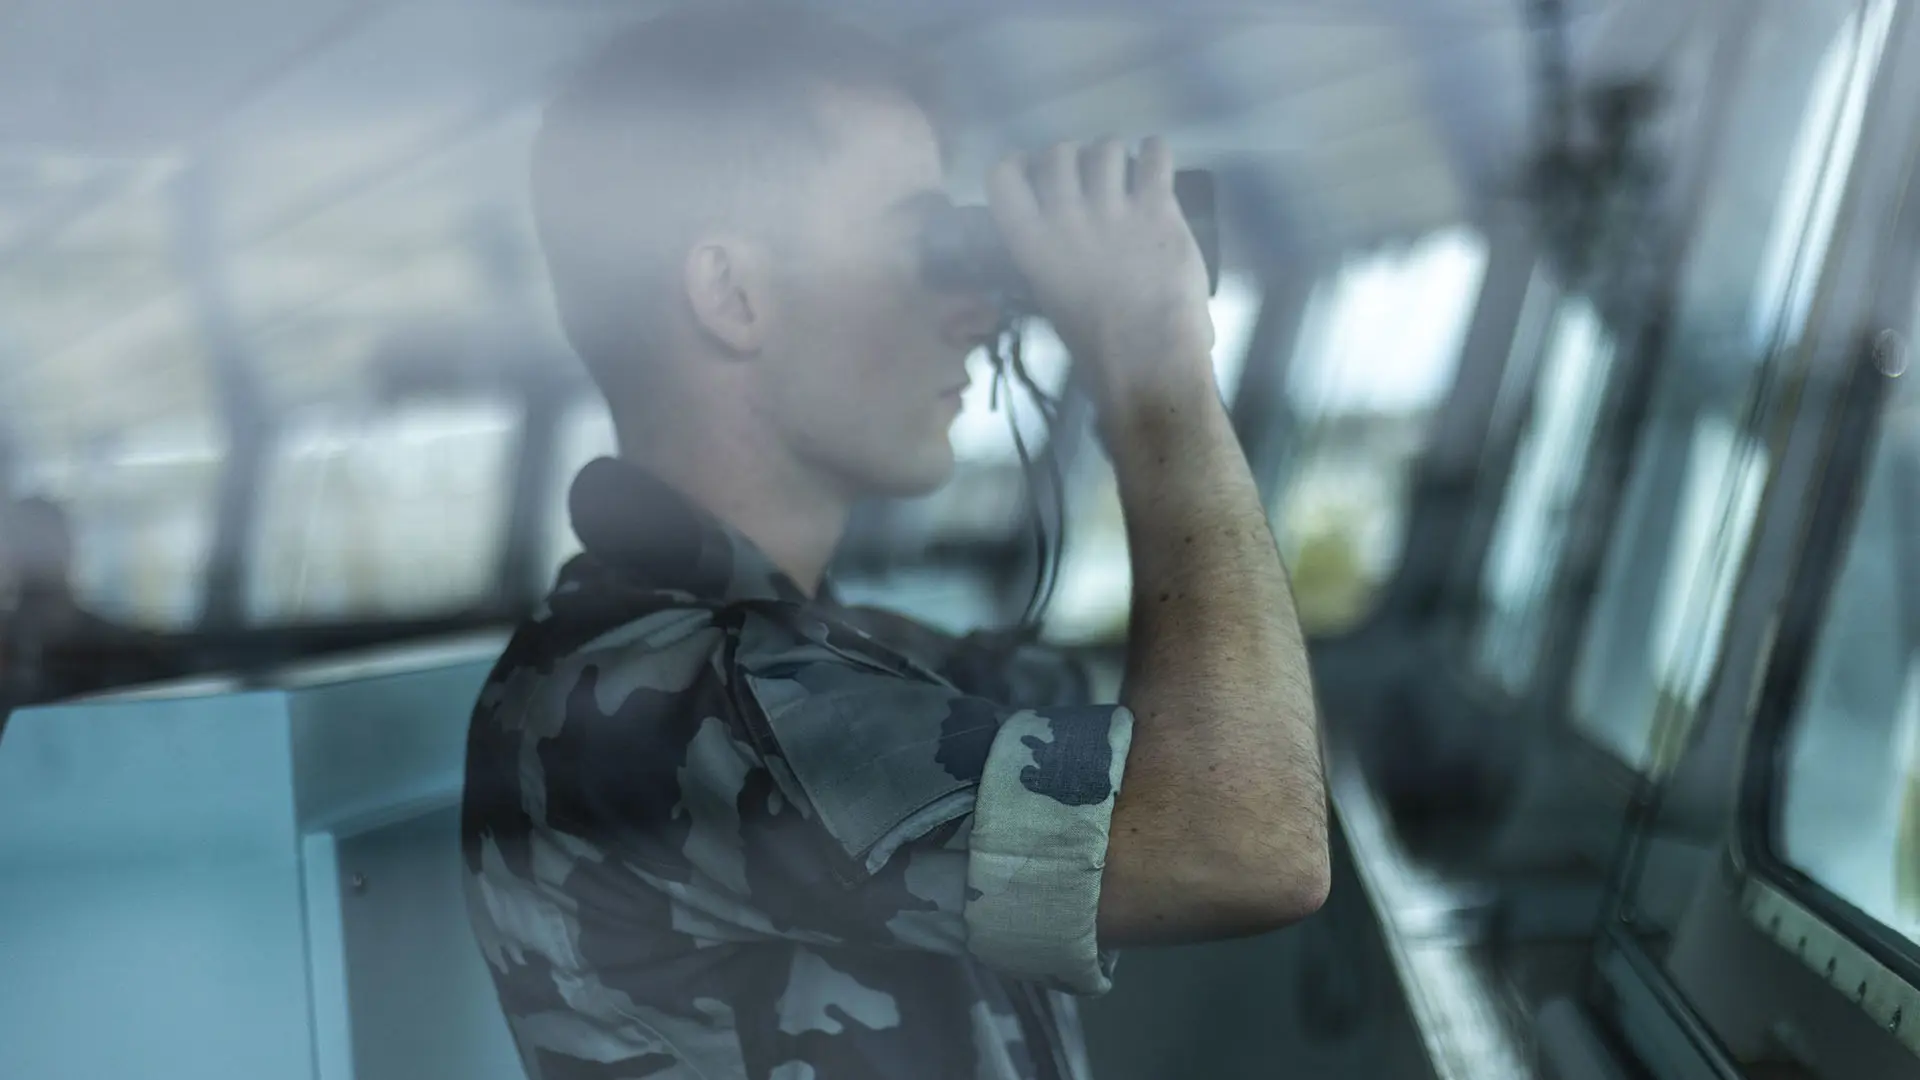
[1779,386,1920,943]
[11,420,226,629]
[1569,0,1888,770]
[0,160,222,632]
[247,402,520,621]
[1650,421,1769,714]
[947,324,1072,466]
[0,157,186,390]
[1572,414,1769,769]
[232,114,553,407]
[1475,298,1615,693]
[949,273,1261,466]
[1747,0,1894,354]
[1269,228,1488,634]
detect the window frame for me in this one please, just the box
[1579,0,1920,1066]
[1561,0,1902,785]
[1448,0,1900,745]
[1391,12,1920,1073]
[1736,342,1920,1010]
[1466,288,1626,695]
[1479,0,1908,821]
[1439,259,1668,740]
[1726,0,1920,1046]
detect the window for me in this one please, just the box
[1267,228,1488,635]
[947,323,1073,468]
[247,401,521,621]
[1568,0,1892,768]
[10,420,226,630]
[1746,0,1892,356]
[0,158,227,630]
[233,109,569,623]
[949,276,1262,469]
[1473,296,1616,693]
[1646,419,1769,714]
[1778,378,1920,943]
[1568,407,1771,770]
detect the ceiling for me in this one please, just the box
[0,0,1668,456]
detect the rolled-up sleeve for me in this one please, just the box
[963,706,1131,991]
[735,622,1133,995]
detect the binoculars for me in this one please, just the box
[919,168,1222,315]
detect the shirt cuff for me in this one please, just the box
[962,704,1134,995]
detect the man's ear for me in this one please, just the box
[682,235,770,357]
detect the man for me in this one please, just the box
[460,7,1329,1079]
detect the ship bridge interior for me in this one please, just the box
[4,1,1920,1078]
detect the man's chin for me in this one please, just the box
[864,447,957,500]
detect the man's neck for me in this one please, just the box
[619,432,851,598]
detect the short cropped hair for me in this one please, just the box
[530,4,949,403]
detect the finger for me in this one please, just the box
[986,152,1041,232]
[986,153,1046,264]
[1030,140,1082,218]
[1134,135,1175,207]
[1082,138,1128,214]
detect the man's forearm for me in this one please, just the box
[976,134,1326,942]
[1101,378,1328,939]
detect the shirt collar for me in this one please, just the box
[566,456,821,606]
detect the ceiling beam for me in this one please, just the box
[0,0,405,276]
[1372,0,1525,218]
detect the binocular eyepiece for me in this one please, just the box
[919,168,1222,315]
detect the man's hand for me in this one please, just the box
[985,137,1216,421]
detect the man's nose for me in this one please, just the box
[940,294,1004,350]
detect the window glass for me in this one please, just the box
[947,325,1073,467]
[1570,413,1771,768]
[1473,297,1616,693]
[0,159,226,631]
[231,110,569,624]
[1778,376,1920,942]
[1569,0,1892,767]
[1647,419,1770,709]
[1267,227,1489,634]
[247,400,520,621]
[10,420,225,629]
[948,272,1261,466]
[1746,0,1892,354]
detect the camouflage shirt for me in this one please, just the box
[461,457,1134,1080]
